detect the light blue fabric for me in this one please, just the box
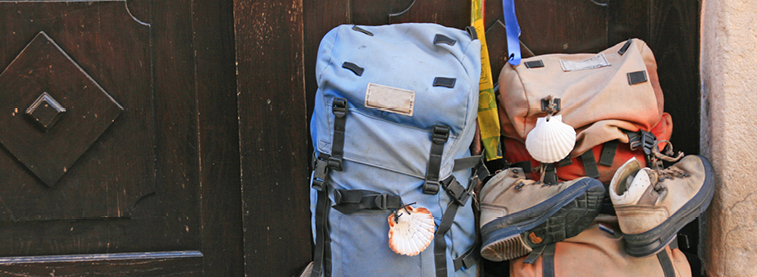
[310,23,481,277]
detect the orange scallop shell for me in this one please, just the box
[387,205,435,256]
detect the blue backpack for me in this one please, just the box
[309,23,485,277]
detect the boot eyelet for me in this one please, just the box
[515,182,525,191]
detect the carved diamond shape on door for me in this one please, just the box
[26,92,67,130]
[0,32,123,187]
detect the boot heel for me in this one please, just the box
[481,234,532,262]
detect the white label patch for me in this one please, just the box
[365,83,415,116]
[559,53,611,72]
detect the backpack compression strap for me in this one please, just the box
[423,125,451,195]
[537,232,678,277]
[310,98,349,277]
[332,189,403,214]
[434,176,477,277]
[540,130,659,184]
[311,157,332,277]
[433,155,489,276]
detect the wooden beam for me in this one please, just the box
[233,0,312,275]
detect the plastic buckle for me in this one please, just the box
[312,158,329,191]
[374,193,389,210]
[332,98,347,118]
[423,181,440,195]
[328,156,343,171]
[312,178,325,191]
[442,178,470,205]
[541,97,561,114]
[640,131,657,156]
[432,125,450,144]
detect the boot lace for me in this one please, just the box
[653,167,691,192]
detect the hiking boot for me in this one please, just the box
[479,167,605,261]
[609,155,714,257]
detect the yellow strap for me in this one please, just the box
[472,0,502,161]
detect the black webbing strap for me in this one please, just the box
[580,151,600,179]
[351,25,374,36]
[465,26,478,40]
[556,156,572,167]
[599,140,619,167]
[453,243,480,271]
[423,125,451,195]
[542,164,558,185]
[311,98,348,277]
[669,236,679,249]
[523,245,545,264]
[510,161,533,173]
[541,244,556,277]
[618,38,633,55]
[453,156,480,171]
[434,201,459,277]
[433,34,457,46]
[330,98,348,171]
[657,248,676,277]
[453,155,489,181]
[332,189,403,214]
[311,158,331,277]
[435,175,475,276]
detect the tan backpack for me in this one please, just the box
[498,38,675,183]
[509,216,691,277]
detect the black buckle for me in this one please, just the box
[374,193,390,210]
[541,96,561,114]
[423,181,440,194]
[442,177,470,205]
[432,125,450,144]
[332,98,347,118]
[640,131,657,156]
[473,160,490,182]
[312,158,329,191]
[328,156,343,171]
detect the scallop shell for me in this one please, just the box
[387,205,435,256]
[525,115,576,164]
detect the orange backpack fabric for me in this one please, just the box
[503,112,672,183]
[509,217,691,277]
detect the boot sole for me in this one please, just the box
[480,178,605,261]
[623,155,715,257]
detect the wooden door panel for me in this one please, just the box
[0,251,202,276]
[0,2,153,222]
[0,0,199,268]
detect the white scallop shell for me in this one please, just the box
[387,205,435,256]
[525,115,576,164]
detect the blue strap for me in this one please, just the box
[502,0,522,65]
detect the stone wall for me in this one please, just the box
[701,0,757,275]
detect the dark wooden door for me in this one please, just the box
[0,0,701,276]
[0,1,242,275]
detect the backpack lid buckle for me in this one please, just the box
[332,98,348,117]
[432,125,450,144]
[422,181,440,195]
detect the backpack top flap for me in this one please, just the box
[312,23,481,179]
[498,38,664,156]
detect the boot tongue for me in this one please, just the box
[611,168,653,205]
